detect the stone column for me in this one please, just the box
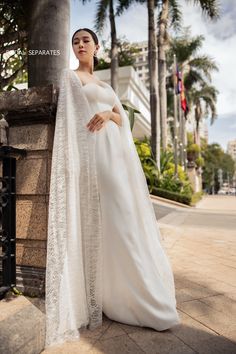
[187,162,202,193]
[0,84,58,297]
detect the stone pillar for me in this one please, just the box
[0,85,58,297]
[187,162,202,193]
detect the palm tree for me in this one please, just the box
[188,84,218,147]
[80,0,119,92]
[148,0,161,168]
[117,0,161,168]
[158,0,220,151]
[168,31,218,129]
[158,0,182,151]
[166,30,218,170]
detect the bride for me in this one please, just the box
[44,27,180,349]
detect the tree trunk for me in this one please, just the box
[109,0,118,93]
[195,106,201,147]
[158,0,168,151]
[25,0,70,88]
[148,0,160,170]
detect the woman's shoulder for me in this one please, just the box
[59,67,71,80]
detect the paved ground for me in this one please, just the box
[41,195,236,354]
[195,195,236,212]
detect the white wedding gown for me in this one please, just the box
[81,81,180,330]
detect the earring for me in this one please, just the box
[94,52,97,57]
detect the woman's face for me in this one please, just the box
[72,30,99,64]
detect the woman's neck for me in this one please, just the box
[77,64,93,76]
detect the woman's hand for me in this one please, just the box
[87,111,111,132]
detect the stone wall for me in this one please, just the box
[0,84,58,296]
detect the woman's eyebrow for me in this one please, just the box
[73,36,90,40]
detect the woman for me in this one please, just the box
[45,27,180,349]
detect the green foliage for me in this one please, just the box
[187,143,201,154]
[201,143,236,193]
[134,138,193,202]
[152,187,192,205]
[187,143,201,163]
[158,168,193,196]
[159,149,174,174]
[195,156,205,168]
[191,191,204,206]
[187,131,195,145]
[122,104,140,131]
[96,58,110,70]
[0,1,28,90]
[95,36,140,70]
[134,137,159,193]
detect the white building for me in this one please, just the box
[96,66,151,139]
[130,40,149,90]
[227,140,236,161]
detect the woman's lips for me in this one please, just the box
[79,51,86,53]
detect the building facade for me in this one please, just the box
[130,40,149,90]
[227,140,236,161]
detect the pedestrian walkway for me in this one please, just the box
[195,194,236,212]
[41,196,236,353]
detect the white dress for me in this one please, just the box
[81,81,180,330]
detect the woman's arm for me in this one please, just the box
[110,105,122,127]
[87,105,122,132]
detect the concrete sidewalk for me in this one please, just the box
[40,196,236,353]
[195,195,236,212]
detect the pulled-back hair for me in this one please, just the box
[71,28,99,68]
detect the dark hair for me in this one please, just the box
[71,28,99,68]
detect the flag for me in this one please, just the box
[180,79,187,111]
[180,76,189,117]
[175,65,182,95]
[174,62,189,117]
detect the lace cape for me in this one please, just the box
[45,68,169,349]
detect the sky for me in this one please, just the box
[70,0,236,151]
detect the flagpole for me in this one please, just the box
[178,93,184,168]
[173,54,178,177]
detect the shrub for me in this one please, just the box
[134,138,194,202]
[187,143,201,154]
[195,156,204,168]
[134,137,159,193]
[152,187,192,205]
[187,143,201,162]
[191,191,204,205]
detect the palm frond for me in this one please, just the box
[116,0,145,16]
[188,55,218,81]
[184,68,206,90]
[169,0,182,31]
[186,0,220,20]
[187,83,218,126]
[94,0,110,35]
[169,33,204,63]
[203,96,217,124]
